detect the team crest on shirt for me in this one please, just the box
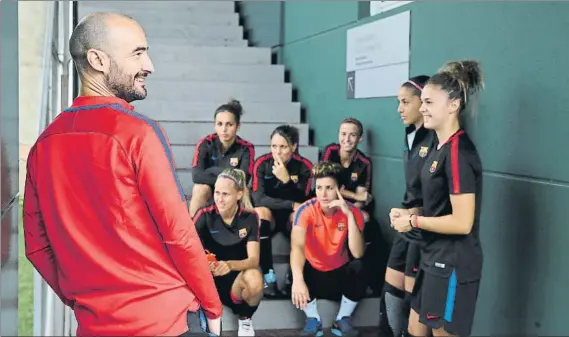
[238,228,248,238]
[419,146,429,158]
[291,175,299,183]
[337,221,346,231]
[429,161,438,173]
[230,157,239,167]
[351,172,358,181]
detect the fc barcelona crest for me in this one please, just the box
[337,221,346,231]
[419,146,429,158]
[230,157,239,167]
[291,175,299,183]
[239,228,248,238]
[429,161,438,173]
[351,172,358,182]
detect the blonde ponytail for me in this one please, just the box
[218,168,254,210]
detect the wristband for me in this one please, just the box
[413,215,420,228]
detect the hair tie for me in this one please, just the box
[406,80,423,92]
[218,173,240,187]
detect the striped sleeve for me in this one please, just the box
[445,136,476,194]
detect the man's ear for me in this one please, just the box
[86,49,110,73]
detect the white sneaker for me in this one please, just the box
[238,318,255,336]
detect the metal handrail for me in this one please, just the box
[34,1,75,336]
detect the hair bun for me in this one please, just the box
[226,99,243,115]
[438,60,484,94]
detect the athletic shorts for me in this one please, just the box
[214,271,241,314]
[410,268,480,336]
[271,209,293,234]
[387,235,421,277]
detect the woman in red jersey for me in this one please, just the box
[391,60,484,337]
[190,100,255,217]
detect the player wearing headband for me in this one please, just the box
[193,168,263,337]
[391,60,484,337]
[379,75,436,337]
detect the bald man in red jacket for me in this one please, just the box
[23,12,222,336]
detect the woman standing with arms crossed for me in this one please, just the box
[391,60,484,337]
[379,75,436,337]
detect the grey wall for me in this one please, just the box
[0,1,20,336]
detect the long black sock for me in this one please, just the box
[259,220,273,275]
[237,303,259,319]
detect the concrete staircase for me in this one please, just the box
[77,1,378,332]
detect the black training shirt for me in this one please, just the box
[192,133,255,186]
[321,143,373,201]
[419,129,483,282]
[402,125,437,209]
[251,153,313,211]
[194,203,259,262]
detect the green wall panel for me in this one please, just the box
[281,1,569,334]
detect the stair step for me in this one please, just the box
[170,145,319,170]
[78,8,240,26]
[163,122,308,146]
[147,36,248,48]
[79,1,235,13]
[144,81,292,103]
[145,24,243,41]
[136,101,300,123]
[221,298,379,331]
[149,64,284,83]
[143,46,272,65]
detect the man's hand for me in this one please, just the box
[212,261,231,277]
[291,279,310,309]
[272,156,291,183]
[328,187,351,215]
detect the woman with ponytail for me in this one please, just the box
[380,75,436,337]
[391,60,484,337]
[193,168,263,337]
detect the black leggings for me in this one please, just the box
[304,259,367,302]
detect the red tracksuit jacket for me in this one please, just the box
[23,96,222,336]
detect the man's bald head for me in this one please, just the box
[69,12,135,74]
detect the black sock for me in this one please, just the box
[259,220,273,275]
[238,303,259,319]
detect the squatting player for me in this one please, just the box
[291,162,366,337]
[194,168,263,337]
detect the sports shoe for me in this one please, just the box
[300,317,323,337]
[238,317,255,336]
[331,316,359,337]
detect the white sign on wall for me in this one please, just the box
[346,10,410,99]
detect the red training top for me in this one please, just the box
[23,96,222,336]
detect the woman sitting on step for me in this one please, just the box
[251,125,313,298]
[290,161,367,337]
[189,99,255,217]
[193,168,264,337]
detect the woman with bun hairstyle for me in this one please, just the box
[391,60,484,337]
[379,75,437,337]
[190,100,255,217]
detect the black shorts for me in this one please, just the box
[214,271,241,314]
[387,235,421,277]
[410,268,480,336]
[272,209,293,234]
[304,260,367,302]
